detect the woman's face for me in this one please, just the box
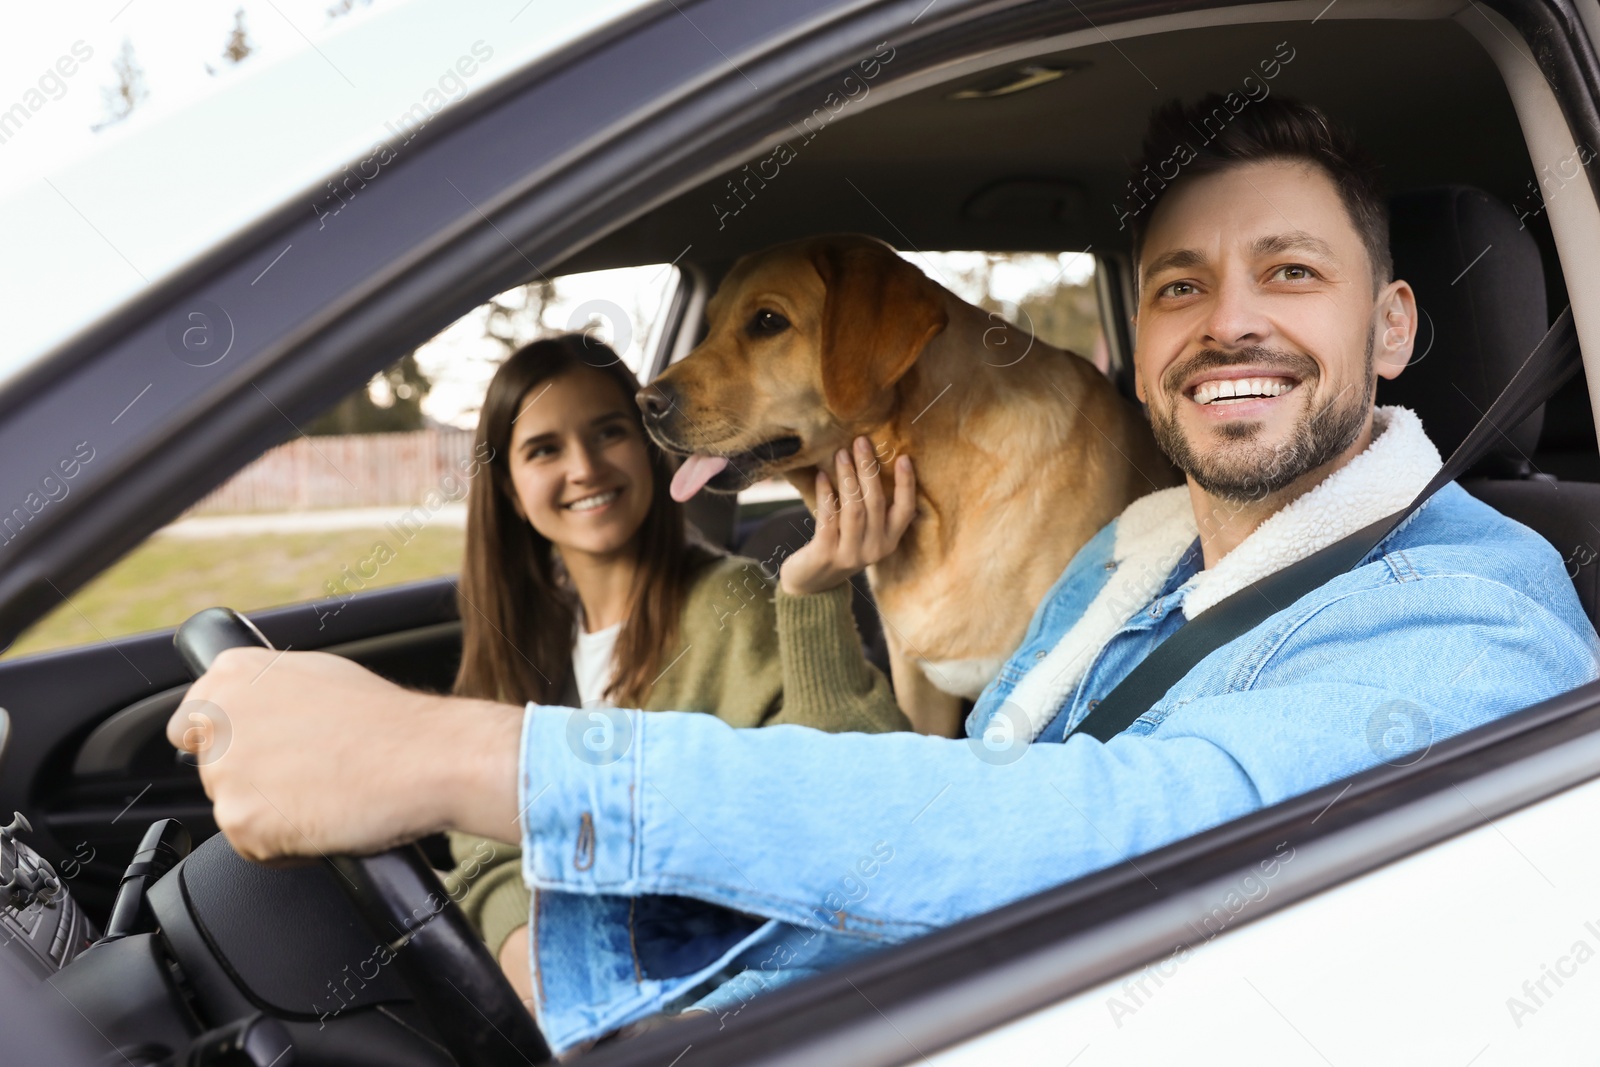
[505,367,655,561]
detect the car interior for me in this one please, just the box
[585,17,1600,674]
[3,9,1598,1066]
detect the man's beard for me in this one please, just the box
[1149,336,1373,504]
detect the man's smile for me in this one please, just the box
[1162,347,1319,428]
[1184,371,1301,417]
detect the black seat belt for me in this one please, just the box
[1069,306,1583,743]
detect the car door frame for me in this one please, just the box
[1,0,1598,1062]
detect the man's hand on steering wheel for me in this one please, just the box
[167,646,522,862]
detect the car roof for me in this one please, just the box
[563,18,1532,276]
[0,0,655,391]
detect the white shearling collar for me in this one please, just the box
[1002,406,1440,741]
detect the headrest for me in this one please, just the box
[1377,186,1548,475]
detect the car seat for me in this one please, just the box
[1380,185,1600,623]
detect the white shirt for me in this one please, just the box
[572,621,621,708]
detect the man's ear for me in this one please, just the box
[1374,279,1418,380]
[809,242,948,421]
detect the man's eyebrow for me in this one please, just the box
[1140,232,1340,289]
[1252,230,1338,261]
[1141,247,1207,287]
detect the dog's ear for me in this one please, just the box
[810,242,948,420]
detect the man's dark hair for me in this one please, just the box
[1125,94,1391,292]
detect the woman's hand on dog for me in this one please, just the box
[780,436,916,597]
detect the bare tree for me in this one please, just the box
[92,39,148,132]
[205,9,256,76]
[325,0,377,20]
[483,279,558,358]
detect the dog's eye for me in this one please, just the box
[747,308,790,337]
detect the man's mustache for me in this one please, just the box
[1161,346,1320,397]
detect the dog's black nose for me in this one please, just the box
[636,382,677,421]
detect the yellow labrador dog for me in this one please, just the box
[638,234,1175,736]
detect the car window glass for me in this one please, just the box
[735,249,1103,510]
[2,264,680,660]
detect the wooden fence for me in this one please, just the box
[189,428,479,513]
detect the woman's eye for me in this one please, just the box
[747,308,790,337]
[528,443,558,459]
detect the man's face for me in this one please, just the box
[1133,159,1414,503]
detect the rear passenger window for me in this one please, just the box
[904,249,1106,370]
[411,265,681,426]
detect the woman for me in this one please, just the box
[446,332,914,1001]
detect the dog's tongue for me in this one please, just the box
[670,454,730,502]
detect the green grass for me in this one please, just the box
[4,526,466,660]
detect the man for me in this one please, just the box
[169,97,1598,1052]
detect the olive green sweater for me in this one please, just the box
[444,555,908,953]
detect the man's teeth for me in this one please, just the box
[1191,378,1294,406]
[567,489,620,512]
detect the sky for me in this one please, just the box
[0,0,395,196]
[0,0,654,427]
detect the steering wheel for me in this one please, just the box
[174,607,552,1067]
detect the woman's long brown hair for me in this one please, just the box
[453,334,716,707]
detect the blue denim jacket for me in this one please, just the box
[516,448,1599,1051]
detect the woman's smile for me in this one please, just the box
[563,488,623,513]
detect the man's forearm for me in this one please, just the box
[441,700,525,842]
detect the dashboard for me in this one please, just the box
[1,814,96,979]
[3,813,451,1066]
